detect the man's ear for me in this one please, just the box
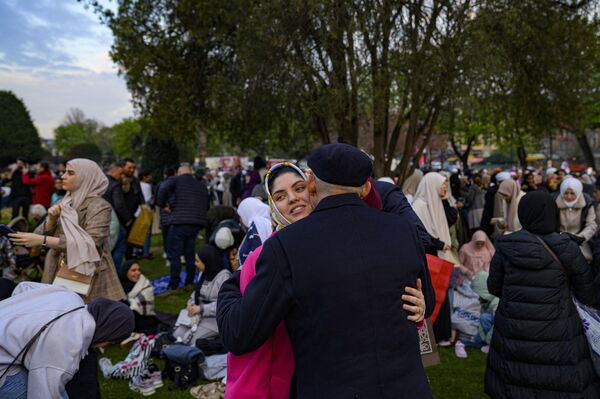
[359,180,372,199]
[307,175,317,196]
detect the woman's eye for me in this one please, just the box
[274,195,285,202]
[295,185,306,192]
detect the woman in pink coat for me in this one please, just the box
[225,162,426,399]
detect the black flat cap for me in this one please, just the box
[307,143,372,187]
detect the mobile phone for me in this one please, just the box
[0,224,15,237]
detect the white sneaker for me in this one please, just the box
[455,342,468,358]
[162,252,167,259]
[481,345,490,354]
[98,357,113,379]
[129,375,156,396]
[438,340,452,347]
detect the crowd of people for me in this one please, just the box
[0,146,600,398]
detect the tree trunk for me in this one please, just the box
[516,143,527,169]
[197,125,207,166]
[450,135,474,173]
[575,130,596,169]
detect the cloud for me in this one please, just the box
[0,0,133,138]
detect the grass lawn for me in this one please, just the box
[99,236,488,398]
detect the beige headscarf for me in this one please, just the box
[412,172,452,246]
[60,159,109,275]
[402,169,424,197]
[498,178,520,232]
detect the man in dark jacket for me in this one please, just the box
[155,167,176,264]
[156,164,209,290]
[485,191,600,398]
[103,163,132,269]
[218,144,435,399]
[229,164,245,206]
[10,158,32,219]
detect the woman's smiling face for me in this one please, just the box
[271,172,313,223]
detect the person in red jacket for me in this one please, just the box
[22,161,54,209]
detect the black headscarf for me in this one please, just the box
[86,297,134,345]
[194,244,226,305]
[518,191,559,235]
[119,260,139,294]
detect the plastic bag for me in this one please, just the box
[573,297,600,376]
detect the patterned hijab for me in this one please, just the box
[264,162,308,230]
[60,159,109,275]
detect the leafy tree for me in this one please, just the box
[0,91,45,165]
[111,118,144,160]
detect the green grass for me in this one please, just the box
[99,235,488,398]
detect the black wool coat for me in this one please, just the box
[485,230,600,399]
[218,194,435,399]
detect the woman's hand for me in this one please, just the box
[187,304,201,317]
[402,278,426,323]
[8,232,44,248]
[45,204,62,229]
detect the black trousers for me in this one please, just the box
[66,350,100,399]
[11,197,30,220]
[433,293,452,342]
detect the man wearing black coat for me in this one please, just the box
[218,144,435,399]
[229,164,245,206]
[103,163,132,269]
[156,164,210,290]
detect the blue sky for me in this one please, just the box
[0,0,132,138]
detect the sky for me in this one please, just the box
[0,0,133,139]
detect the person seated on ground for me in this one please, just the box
[0,282,134,399]
[119,260,157,333]
[29,204,47,228]
[457,230,494,284]
[236,197,272,267]
[454,271,498,359]
[173,245,232,345]
[209,218,245,272]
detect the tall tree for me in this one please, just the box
[0,91,45,165]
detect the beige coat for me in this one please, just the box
[38,196,126,302]
[556,194,597,261]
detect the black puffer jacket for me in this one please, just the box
[485,230,600,399]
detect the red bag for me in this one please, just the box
[426,254,454,324]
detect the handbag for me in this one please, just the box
[534,234,600,376]
[127,207,154,247]
[52,257,94,297]
[425,254,454,324]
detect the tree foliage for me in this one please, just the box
[82,0,600,175]
[0,91,45,165]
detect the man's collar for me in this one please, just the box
[312,193,365,214]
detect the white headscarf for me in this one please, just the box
[237,197,273,243]
[560,176,583,208]
[412,172,451,246]
[495,171,511,183]
[60,159,108,275]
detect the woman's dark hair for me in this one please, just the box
[139,170,152,179]
[267,165,304,194]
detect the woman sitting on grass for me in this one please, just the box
[173,245,231,344]
[119,260,158,334]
